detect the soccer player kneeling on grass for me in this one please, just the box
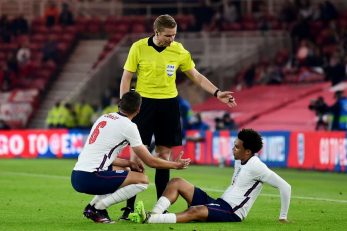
[129,128,291,224]
[71,91,190,224]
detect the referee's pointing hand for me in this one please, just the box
[216,91,237,107]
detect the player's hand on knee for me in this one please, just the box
[129,161,144,172]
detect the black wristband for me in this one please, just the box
[213,89,220,97]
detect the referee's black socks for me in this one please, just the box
[126,196,136,211]
[155,169,170,199]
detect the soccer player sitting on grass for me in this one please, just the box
[129,128,291,224]
[71,91,191,224]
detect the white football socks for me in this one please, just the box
[89,194,110,206]
[148,213,177,223]
[152,196,171,214]
[94,183,148,210]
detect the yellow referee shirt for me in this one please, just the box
[124,37,195,99]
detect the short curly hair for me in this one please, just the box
[237,128,263,154]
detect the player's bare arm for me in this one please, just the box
[132,145,191,169]
[120,70,134,97]
[112,158,143,172]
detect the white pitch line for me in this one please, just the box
[1,171,347,204]
[0,171,69,180]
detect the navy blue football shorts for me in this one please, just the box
[71,168,128,195]
[191,187,241,222]
[132,97,182,147]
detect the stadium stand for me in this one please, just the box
[1,0,347,130]
[193,82,337,131]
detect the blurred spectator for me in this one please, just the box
[190,113,209,130]
[221,112,237,130]
[261,63,284,85]
[102,97,119,114]
[244,64,256,88]
[0,63,12,91]
[302,45,324,68]
[210,5,224,31]
[46,101,61,128]
[44,2,59,28]
[192,0,214,31]
[11,14,29,35]
[91,103,103,124]
[308,96,329,130]
[57,102,77,128]
[16,42,31,66]
[341,28,347,54]
[296,0,313,20]
[101,88,112,109]
[223,1,238,23]
[215,117,225,130]
[324,53,345,86]
[178,96,193,137]
[214,112,237,130]
[0,119,10,130]
[42,35,59,63]
[75,100,95,129]
[6,52,18,75]
[280,0,298,25]
[311,2,322,21]
[59,3,74,26]
[320,0,338,22]
[291,17,312,50]
[0,15,12,43]
[65,103,77,128]
[328,90,347,130]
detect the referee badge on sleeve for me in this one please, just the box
[166,64,175,77]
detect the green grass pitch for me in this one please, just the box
[0,159,346,231]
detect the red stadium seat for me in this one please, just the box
[65,25,78,35]
[31,17,45,29]
[51,25,64,34]
[31,34,47,44]
[109,33,124,43]
[222,22,242,31]
[35,26,49,34]
[29,43,43,52]
[59,34,75,44]
[42,61,57,73]
[57,43,68,56]
[104,42,116,52]
[115,22,129,34]
[132,23,146,34]
[243,22,257,30]
[1,43,19,53]
[76,16,88,33]
[87,17,102,34]
[36,69,53,80]
[31,51,43,62]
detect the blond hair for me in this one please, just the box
[153,14,177,32]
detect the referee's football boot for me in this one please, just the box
[119,206,133,220]
[83,204,115,224]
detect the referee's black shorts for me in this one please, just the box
[133,96,182,147]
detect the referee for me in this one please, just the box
[119,14,236,219]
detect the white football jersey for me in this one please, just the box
[221,156,291,220]
[73,113,143,172]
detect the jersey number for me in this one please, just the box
[89,121,107,144]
